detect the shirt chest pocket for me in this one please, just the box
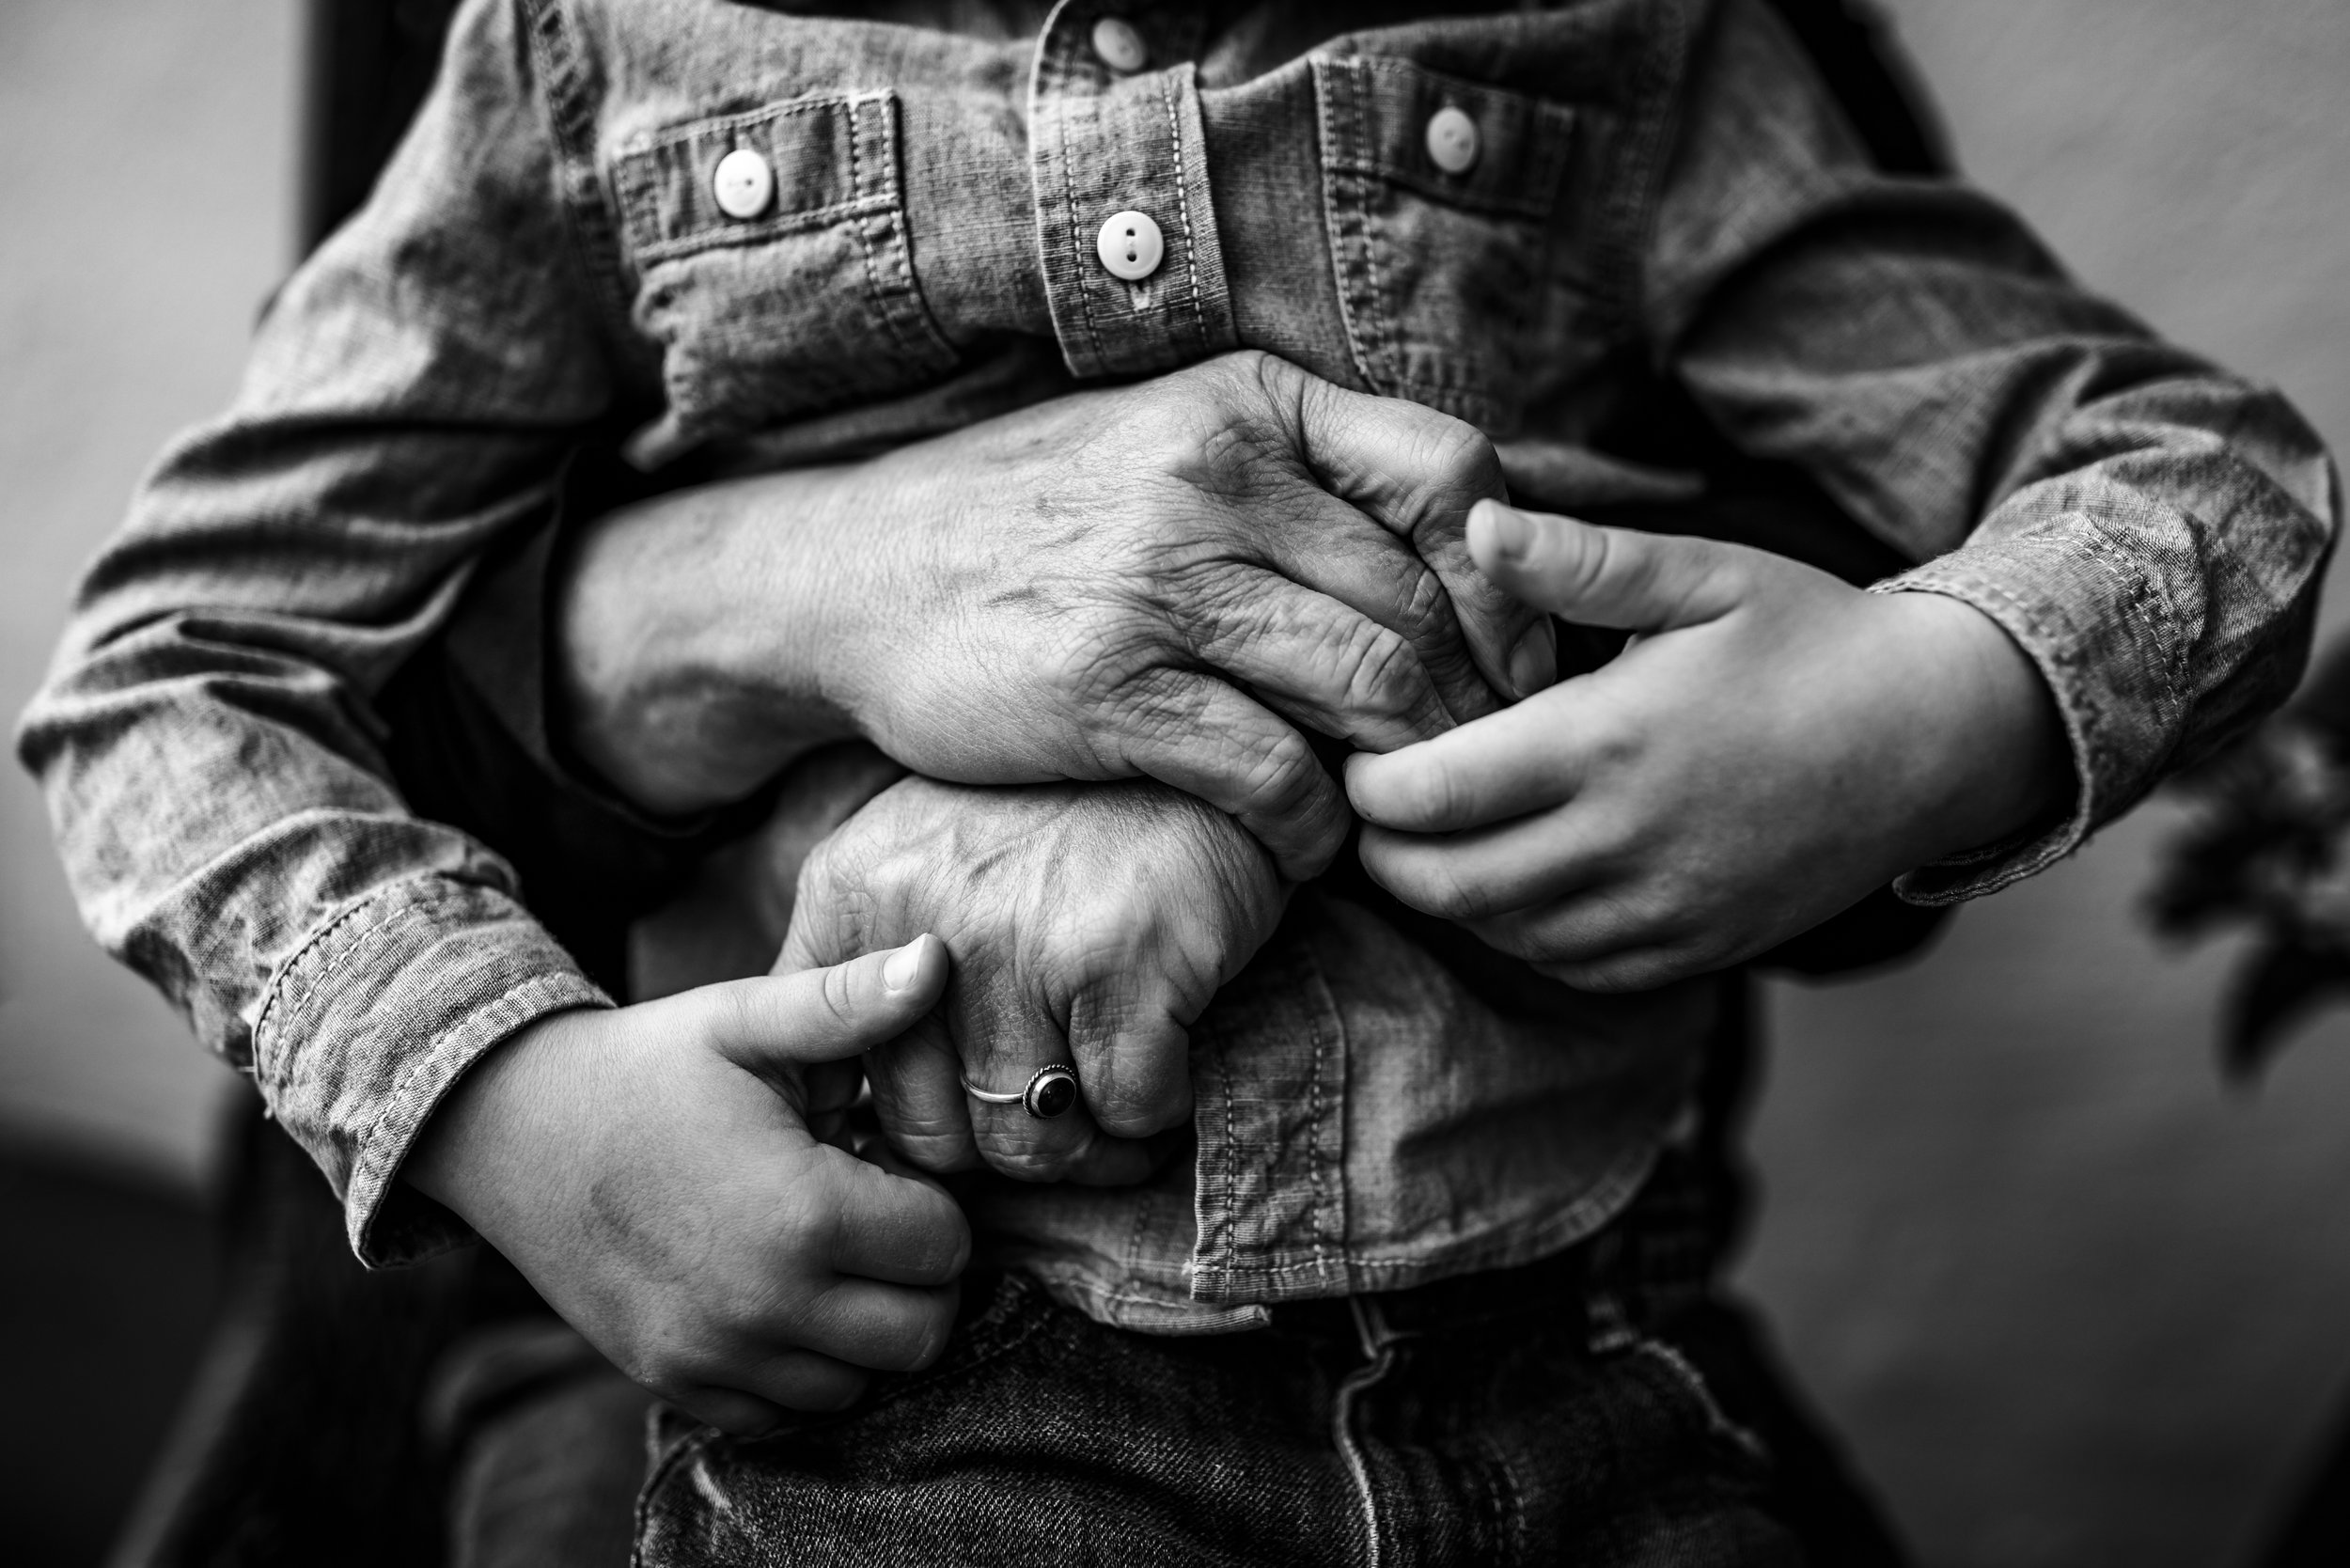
[1313,56,1602,436]
[610,90,958,467]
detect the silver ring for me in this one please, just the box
[961,1063,1080,1120]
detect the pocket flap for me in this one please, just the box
[1314,55,1575,221]
[611,89,904,267]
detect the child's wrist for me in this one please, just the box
[1878,588,2073,861]
[401,1007,601,1236]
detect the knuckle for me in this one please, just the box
[1094,1078,1190,1137]
[1395,563,1451,638]
[981,1143,1075,1183]
[1104,666,1214,749]
[1231,726,1322,815]
[1227,346,1292,410]
[906,1210,973,1284]
[1334,623,1426,719]
[1383,412,1503,523]
[818,959,860,1029]
[895,1133,985,1176]
[1418,416,1500,492]
[712,980,769,1051]
[1416,856,1492,920]
[1557,524,1616,601]
[1386,755,1462,829]
[764,1176,836,1256]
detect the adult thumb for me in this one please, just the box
[698,935,949,1076]
[1467,499,1745,632]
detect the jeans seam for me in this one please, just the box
[1626,1334,1768,1465]
[1473,1432,1527,1566]
[1338,1295,1411,1568]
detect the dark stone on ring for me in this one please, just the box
[1024,1065,1080,1120]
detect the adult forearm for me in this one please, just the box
[548,354,1536,876]
[556,465,870,813]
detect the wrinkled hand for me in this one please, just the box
[562,351,1546,877]
[404,941,969,1435]
[1348,500,2069,990]
[777,775,1285,1183]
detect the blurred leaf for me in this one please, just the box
[2222,937,2350,1082]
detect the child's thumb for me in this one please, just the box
[1467,499,1744,632]
[700,935,949,1073]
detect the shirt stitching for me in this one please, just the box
[1311,59,1381,393]
[1157,71,1209,354]
[253,872,480,1087]
[349,967,605,1260]
[1047,44,1110,373]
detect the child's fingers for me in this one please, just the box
[1473,894,1710,992]
[1355,808,1606,924]
[1343,694,1584,834]
[701,934,949,1072]
[798,1278,962,1372]
[688,1351,873,1425]
[828,1156,972,1286]
[862,1018,987,1175]
[1467,499,1747,631]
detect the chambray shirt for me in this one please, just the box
[19,0,2337,1331]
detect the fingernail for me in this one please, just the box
[1483,502,1534,560]
[883,941,924,993]
[1508,619,1558,698]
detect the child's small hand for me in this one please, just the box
[1346,500,2071,991]
[404,936,968,1435]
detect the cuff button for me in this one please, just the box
[1095,209,1165,281]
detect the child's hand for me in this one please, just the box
[403,937,969,1436]
[1346,500,2071,991]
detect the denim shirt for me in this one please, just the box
[18,0,2337,1331]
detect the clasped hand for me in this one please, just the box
[560,350,1547,878]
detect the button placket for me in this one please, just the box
[1026,2,1236,380]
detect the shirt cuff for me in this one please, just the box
[250,871,612,1265]
[1872,514,2183,904]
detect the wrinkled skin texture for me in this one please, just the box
[778,776,1286,1184]
[560,351,1543,877]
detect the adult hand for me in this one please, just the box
[628,742,908,1003]
[1347,500,2070,990]
[404,940,969,1435]
[559,351,1547,878]
[776,775,1286,1183]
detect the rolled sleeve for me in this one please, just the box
[253,873,610,1264]
[1659,0,2340,901]
[1874,513,2176,901]
[14,0,634,1262]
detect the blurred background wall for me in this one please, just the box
[0,1,2343,1564]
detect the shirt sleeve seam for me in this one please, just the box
[345,965,609,1264]
[251,870,511,1092]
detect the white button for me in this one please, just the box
[1425,106,1480,175]
[1096,210,1165,281]
[713,148,775,220]
[1090,16,1149,73]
